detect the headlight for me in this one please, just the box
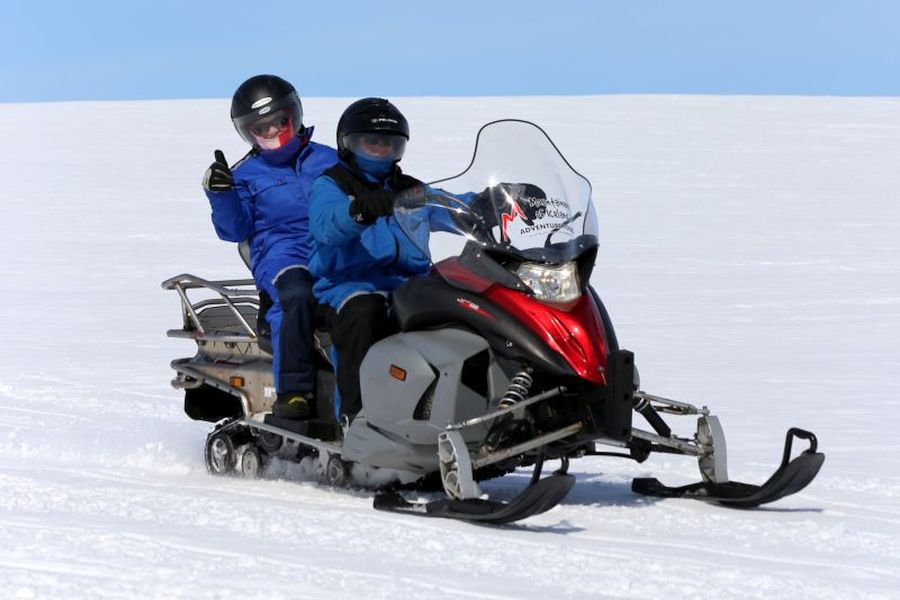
[516,261,581,304]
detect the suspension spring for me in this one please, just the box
[499,369,534,409]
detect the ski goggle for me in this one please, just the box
[250,111,292,137]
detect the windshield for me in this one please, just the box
[395,119,598,270]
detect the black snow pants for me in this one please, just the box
[328,294,398,418]
[264,267,317,395]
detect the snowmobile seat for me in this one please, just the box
[238,241,274,353]
[238,239,252,270]
[392,275,461,332]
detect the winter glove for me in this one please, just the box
[459,187,501,232]
[389,170,426,209]
[348,187,397,224]
[393,185,427,209]
[392,171,423,191]
[202,150,233,192]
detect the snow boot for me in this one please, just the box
[273,392,312,420]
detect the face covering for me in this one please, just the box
[353,152,393,177]
[259,135,302,165]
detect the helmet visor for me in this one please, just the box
[248,110,292,138]
[233,94,303,146]
[343,132,406,162]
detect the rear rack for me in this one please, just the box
[161,273,261,342]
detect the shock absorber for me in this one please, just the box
[498,369,534,409]
[482,368,535,454]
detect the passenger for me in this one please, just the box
[308,98,438,420]
[202,75,337,420]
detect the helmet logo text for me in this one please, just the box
[251,97,273,109]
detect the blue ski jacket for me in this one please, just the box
[308,163,458,310]
[205,129,338,286]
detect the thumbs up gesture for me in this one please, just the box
[202,150,233,192]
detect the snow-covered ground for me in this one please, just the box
[1,95,899,599]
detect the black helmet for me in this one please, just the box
[230,75,303,149]
[336,97,409,163]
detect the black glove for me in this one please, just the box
[203,149,233,192]
[388,171,426,208]
[348,188,396,224]
[392,172,423,191]
[394,184,427,209]
[466,187,501,230]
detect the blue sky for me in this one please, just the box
[1,0,897,102]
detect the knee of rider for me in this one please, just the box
[346,294,387,321]
[279,281,314,306]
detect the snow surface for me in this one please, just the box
[1,95,899,599]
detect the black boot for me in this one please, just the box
[273,392,312,420]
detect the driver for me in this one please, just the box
[308,98,437,421]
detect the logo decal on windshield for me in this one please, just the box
[500,200,529,243]
[495,184,575,242]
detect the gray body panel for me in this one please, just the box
[342,329,503,472]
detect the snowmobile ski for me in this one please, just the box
[373,473,575,525]
[632,428,824,508]
[373,456,575,525]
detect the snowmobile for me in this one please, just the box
[163,119,824,524]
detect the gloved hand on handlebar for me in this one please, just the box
[469,187,502,230]
[394,187,427,210]
[391,171,428,209]
[391,171,422,192]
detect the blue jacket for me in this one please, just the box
[206,130,338,286]
[308,164,450,309]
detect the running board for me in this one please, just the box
[632,428,825,508]
[236,417,342,455]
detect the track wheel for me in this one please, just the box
[237,445,264,479]
[205,432,237,476]
[257,431,285,454]
[323,455,351,487]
